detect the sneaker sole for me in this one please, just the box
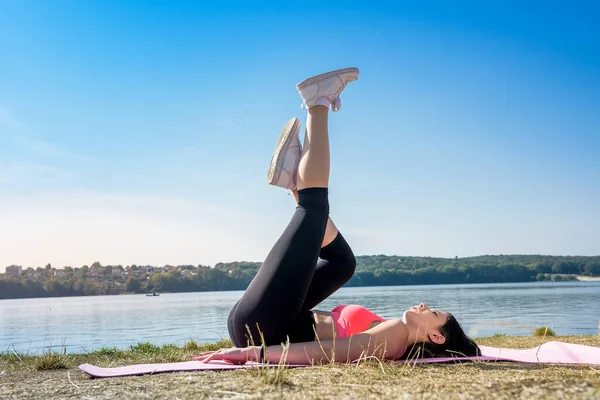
[296,67,359,90]
[267,117,300,186]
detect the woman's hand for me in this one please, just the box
[194,346,261,364]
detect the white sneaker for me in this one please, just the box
[296,67,359,112]
[267,117,302,190]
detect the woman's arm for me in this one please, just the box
[195,319,409,365]
[264,319,408,364]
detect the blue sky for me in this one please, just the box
[1,0,599,270]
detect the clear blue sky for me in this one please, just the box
[1,0,599,270]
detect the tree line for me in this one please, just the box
[1,255,599,299]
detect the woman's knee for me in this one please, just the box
[321,232,356,281]
[340,256,357,282]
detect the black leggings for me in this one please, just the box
[227,188,356,347]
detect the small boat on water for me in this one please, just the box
[146,293,160,297]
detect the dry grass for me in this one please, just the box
[32,350,71,371]
[1,335,599,400]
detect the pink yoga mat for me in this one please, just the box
[79,360,271,378]
[79,341,600,378]
[408,341,600,364]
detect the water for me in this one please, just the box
[1,281,599,353]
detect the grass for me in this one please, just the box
[253,340,291,386]
[534,326,557,337]
[1,347,73,372]
[130,342,161,354]
[182,338,233,353]
[93,346,125,357]
[33,350,70,371]
[0,339,233,373]
[1,335,599,399]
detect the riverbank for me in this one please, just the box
[1,335,599,399]
[577,275,600,281]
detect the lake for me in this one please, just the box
[2,281,599,353]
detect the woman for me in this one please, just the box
[196,68,479,365]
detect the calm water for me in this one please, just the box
[2,282,600,353]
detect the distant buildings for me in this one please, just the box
[111,269,123,278]
[2,263,200,283]
[5,265,22,277]
[54,269,69,279]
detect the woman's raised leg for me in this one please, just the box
[296,107,330,189]
[227,68,359,348]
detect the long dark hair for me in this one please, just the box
[399,313,480,359]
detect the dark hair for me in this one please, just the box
[400,313,480,359]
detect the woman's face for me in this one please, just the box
[402,303,449,344]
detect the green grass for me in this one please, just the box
[4,335,599,373]
[92,346,125,357]
[0,339,236,373]
[33,350,70,371]
[533,326,557,337]
[130,342,161,354]
[0,346,72,371]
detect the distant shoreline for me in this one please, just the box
[2,255,599,300]
[1,279,599,301]
[576,275,600,281]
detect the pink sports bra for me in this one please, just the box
[330,304,386,338]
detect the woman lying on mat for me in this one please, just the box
[196,68,480,365]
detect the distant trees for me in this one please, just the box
[584,262,600,276]
[552,261,582,274]
[126,277,142,292]
[1,255,599,299]
[352,254,598,284]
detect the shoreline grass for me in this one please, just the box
[1,335,599,371]
[1,335,599,399]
